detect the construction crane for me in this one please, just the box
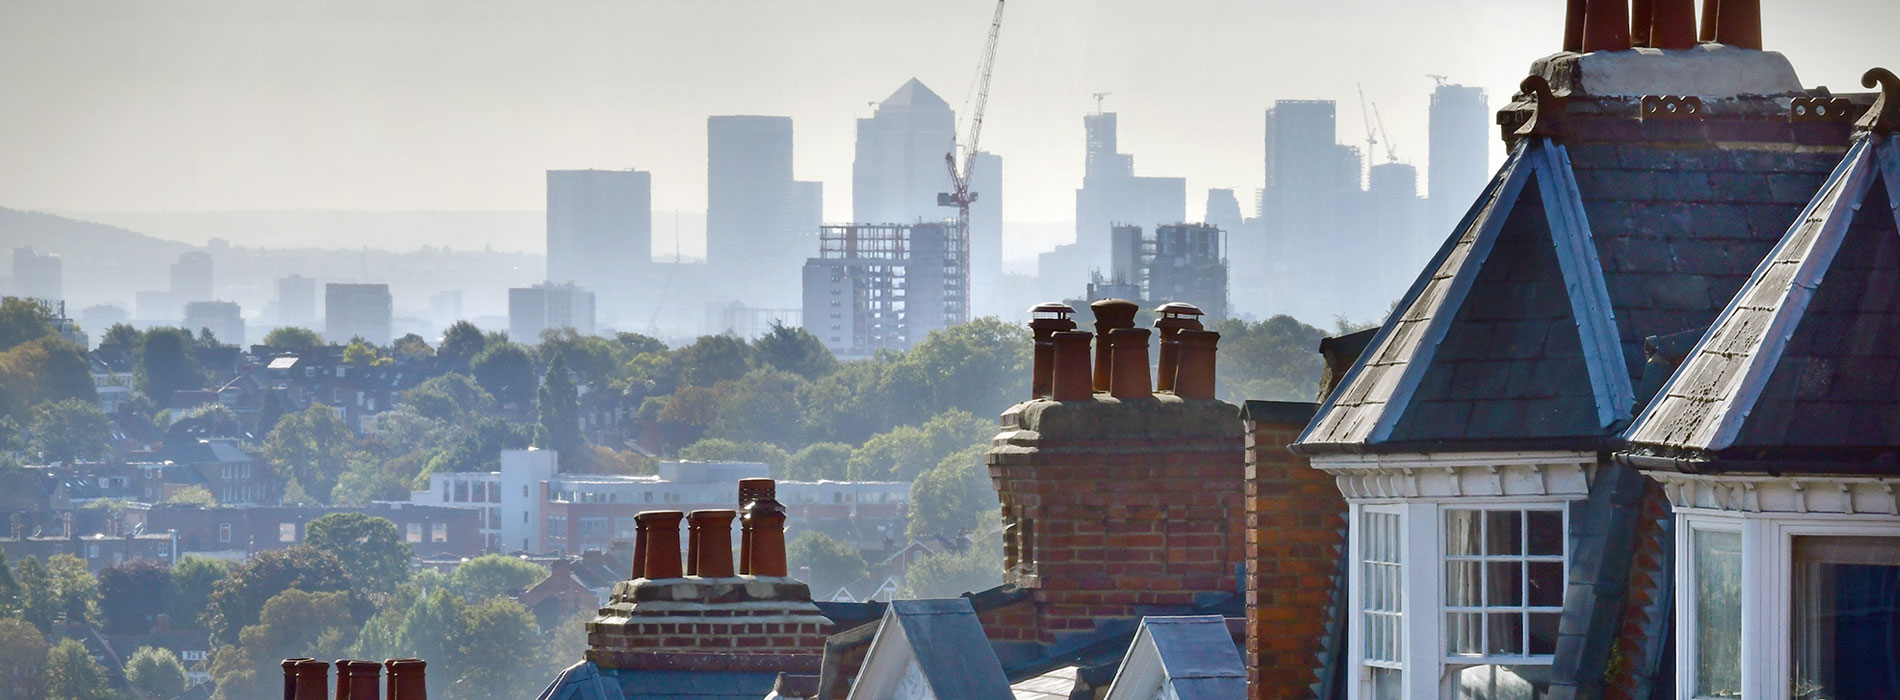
[1427,73,1448,87]
[1092,91,1112,114]
[1371,102,1399,164]
[939,0,1005,323]
[1355,84,1380,170]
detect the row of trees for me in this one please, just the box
[0,511,571,699]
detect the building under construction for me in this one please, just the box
[801,222,969,358]
[1081,223,1228,320]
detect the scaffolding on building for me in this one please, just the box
[807,222,969,357]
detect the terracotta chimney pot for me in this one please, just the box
[292,659,329,700]
[1173,330,1221,400]
[1582,0,1632,53]
[737,479,776,575]
[1713,0,1761,49]
[335,660,381,700]
[1027,303,1078,399]
[743,508,789,577]
[635,511,686,580]
[1152,303,1205,393]
[688,509,738,578]
[282,657,314,700]
[1649,0,1696,48]
[1089,299,1141,392]
[1107,328,1153,399]
[630,518,649,580]
[1050,331,1095,401]
[385,658,427,700]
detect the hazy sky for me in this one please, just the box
[4,0,1897,254]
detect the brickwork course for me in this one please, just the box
[1240,401,1339,700]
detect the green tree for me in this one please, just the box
[0,548,18,613]
[454,598,543,699]
[27,398,111,464]
[45,638,113,700]
[204,545,360,646]
[1208,315,1327,402]
[419,416,531,482]
[900,533,1004,599]
[97,559,173,634]
[0,297,55,352]
[534,354,585,468]
[676,438,790,474]
[135,328,207,403]
[263,404,359,505]
[341,338,386,366]
[673,335,750,388]
[14,556,58,633]
[537,329,630,385]
[796,360,895,446]
[438,321,489,368]
[614,331,668,357]
[0,338,98,424]
[706,368,807,449]
[401,373,495,426]
[170,556,236,627]
[304,512,412,592]
[786,532,868,596]
[846,409,994,482]
[125,645,188,699]
[907,445,1000,540]
[42,555,97,625]
[656,386,724,440]
[447,554,549,602]
[889,318,1031,422]
[211,589,358,700]
[167,484,216,506]
[0,617,48,698]
[256,388,289,436]
[784,442,853,481]
[471,343,537,407]
[752,322,838,379]
[392,333,434,360]
[100,323,143,349]
[260,326,323,349]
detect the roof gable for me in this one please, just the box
[1299,138,1632,452]
[847,599,1012,700]
[1625,134,1900,462]
[1102,616,1246,700]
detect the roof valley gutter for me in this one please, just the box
[1614,452,1702,472]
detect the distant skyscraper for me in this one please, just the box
[509,282,596,341]
[1429,83,1491,240]
[10,247,62,302]
[1071,111,1185,272]
[853,79,957,226]
[1368,162,1425,312]
[184,301,245,346]
[547,169,651,321]
[135,291,177,324]
[707,115,799,301]
[968,151,1003,316]
[324,283,392,345]
[1254,100,1369,322]
[79,304,127,339]
[793,181,824,237]
[430,290,464,328]
[171,251,213,305]
[276,274,317,328]
[1205,190,1243,240]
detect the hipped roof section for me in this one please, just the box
[1297,138,1634,454]
[1624,133,1900,467]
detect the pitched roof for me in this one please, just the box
[1298,138,1633,452]
[880,78,950,112]
[1623,133,1900,468]
[1101,616,1247,700]
[849,598,1014,700]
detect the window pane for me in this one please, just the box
[1448,612,1482,655]
[1526,511,1563,556]
[1486,561,1523,606]
[1487,613,1523,655]
[1369,667,1403,700]
[1527,562,1564,607]
[1448,561,1481,607]
[1793,535,1900,699]
[1452,665,1551,699]
[1527,613,1560,655]
[1447,509,1481,556]
[1694,529,1741,698]
[1486,511,1522,555]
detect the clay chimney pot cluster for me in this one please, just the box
[1027,303,1078,399]
[626,480,788,581]
[1031,301,1220,402]
[1566,0,1759,53]
[285,657,426,699]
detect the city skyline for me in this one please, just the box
[6,0,1893,256]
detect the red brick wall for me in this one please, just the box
[1243,404,1344,700]
[985,396,1244,645]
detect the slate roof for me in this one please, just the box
[1624,133,1900,469]
[534,662,778,700]
[1101,616,1247,700]
[1298,123,1846,454]
[851,598,1015,699]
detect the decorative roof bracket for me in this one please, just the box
[1859,67,1899,135]
[1516,75,1569,141]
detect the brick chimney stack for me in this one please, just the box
[588,479,828,675]
[983,308,1241,648]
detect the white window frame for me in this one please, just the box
[1439,503,1569,667]
[1675,509,1900,699]
[1355,504,1406,698]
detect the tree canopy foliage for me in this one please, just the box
[304,512,413,592]
[786,531,868,596]
[260,326,323,349]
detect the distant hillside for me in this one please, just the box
[0,207,191,260]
